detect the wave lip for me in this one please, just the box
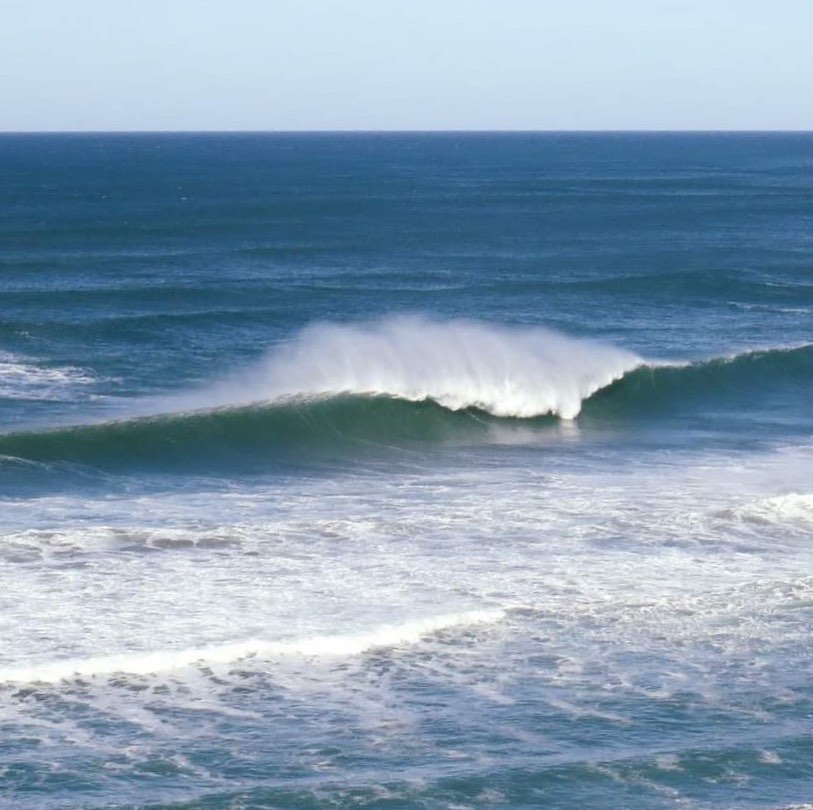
[0,609,505,685]
[159,316,643,420]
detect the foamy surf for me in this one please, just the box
[0,351,98,401]
[0,609,505,685]
[152,316,642,420]
[724,493,813,529]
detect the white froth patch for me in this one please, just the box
[156,315,641,419]
[654,753,682,771]
[0,609,504,685]
[0,351,98,400]
[726,493,813,530]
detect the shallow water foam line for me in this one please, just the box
[0,609,505,685]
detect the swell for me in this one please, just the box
[0,343,810,472]
[487,269,813,300]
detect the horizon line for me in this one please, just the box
[1,128,813,136]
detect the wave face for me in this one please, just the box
[159,316,642,420]
[584,343,813,418]
[0,396,492,471]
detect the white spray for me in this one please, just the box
[155,315,642,419]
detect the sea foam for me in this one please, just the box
[727,493,813,529]
[0,351,97,401]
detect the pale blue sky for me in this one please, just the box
[1,0,811,131]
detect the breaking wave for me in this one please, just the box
[0,317,810,472]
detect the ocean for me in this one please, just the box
[0,132,812,809]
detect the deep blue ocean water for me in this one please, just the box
[1,132,812,809]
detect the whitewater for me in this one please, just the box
[2,132,813,810]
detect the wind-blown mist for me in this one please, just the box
[161,316,642,419]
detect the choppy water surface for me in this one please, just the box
[1,133,812,809]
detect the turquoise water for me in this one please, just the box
[1,133,812,809]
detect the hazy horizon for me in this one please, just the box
[3,129,813,135]
[2,0,812,132]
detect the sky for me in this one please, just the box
[1,0,811,132]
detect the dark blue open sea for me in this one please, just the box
[1,133,812,810]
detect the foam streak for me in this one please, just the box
[0,609,504,684]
